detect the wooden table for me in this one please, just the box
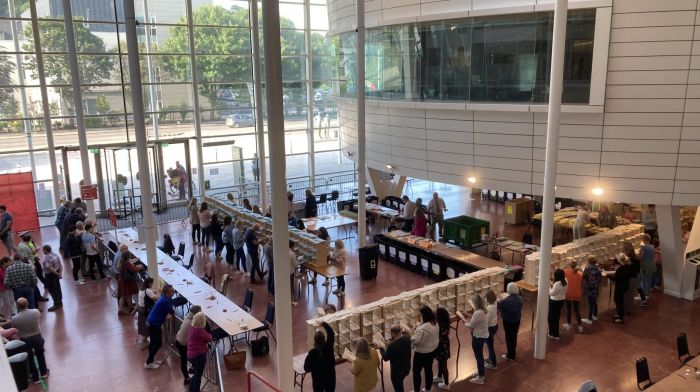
[105,228,262,336]
[302,214,357,239]
[515,280,538,330]
[647,356,700,391]
[484,239,535,265]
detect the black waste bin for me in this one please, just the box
[359,244,379,280]
[9,352,30,390]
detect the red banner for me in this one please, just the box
[108,208,117,228]
[0,172,40,233]
[80,185,98,200]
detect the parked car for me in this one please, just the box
[225,114,255,128]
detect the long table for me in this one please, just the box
[647,356,700,391]
[105,228,262,336]
[374,230,506,280]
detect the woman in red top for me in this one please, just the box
[118,251,143,316]
[412,208,428,238]
[564,261,584,333]
[187,312,212,392]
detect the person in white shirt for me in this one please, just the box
[392,195,416,232]
[330,239,348,296]
[288,240,299,306]
[484,290,499,370]
[548,268,568,340]
[409,306,439,392]
[458,294,489,385]
[137,277,159,348]
[573,205,590,241]
[427,192,447,239]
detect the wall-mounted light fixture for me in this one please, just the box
[386,164,394,170]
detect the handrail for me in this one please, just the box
[247,371,282,392]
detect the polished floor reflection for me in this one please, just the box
[8,183,700,391]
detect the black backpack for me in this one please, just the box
[251,336,269,357]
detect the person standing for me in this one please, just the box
[0,205,16,256]
[330,239,348,296]
[573,205,590,241]
[548,269,567,339]
[484,290,499,370]
[597,203,617,229]
[199,202,212,251]
[378,325,411,392]
[624,241,643,312]
[0,256,16,318]
[410,306,439,391]
[17,232,46,303]
[563,261,584,333]
[393,195,416,232]
[187,312,212,392]
[582,256,602,324]
[12,297,49,383]
[55,200,71,253]
[412,208,428,238]
[176,160,188,200]
[427,192,447,239]
[638,234,656,307]
[175,306,201,386]
[4,255,38,309]
[304,321,336,392]
[245,223,267,284]
[232,222,247,275]
[498,282,522,362]
[289,240,299,306]
[252,153,260,182]
[137,277,158,348]
[305,189,318,218]
[350,337,379,392]
[613,253,633,324]
[82,224,106,280]
[210,214,224,261]
[264,238,275,294]
[145,284,175,368]
[222,216,234,269]
[458,294,489,385]
[117,251,143,316]
[188,197,201,245]
[65,225,84,284]
[40,245,62,312]
[434,307,452,390]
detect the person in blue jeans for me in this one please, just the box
[145,285,175,368]
[638,234,656,307]
[458,293,489,385]
[582,256,602,324]
[232,223,247,274]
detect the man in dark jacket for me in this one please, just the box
[304,321,336,391]
[379,325,412,392]
[60,208,84,253]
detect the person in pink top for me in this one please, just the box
[187,312,212,392]
[411,208,428,238]
[563,261,584,333]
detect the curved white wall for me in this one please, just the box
[333,0,700,206]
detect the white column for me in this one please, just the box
[250,0,269,211]
[142,0,160,140]
[305,0,316,189]
[29,0,61,207]
[186,0,206,197]
[534,0,568,360]
[262,0,293,389]
[124,0,159,285]
[63,0,95,218]
[657,205,685,298]
[356,0,367,247]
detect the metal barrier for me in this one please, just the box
[202,343,224,392]
[247,372,281,392]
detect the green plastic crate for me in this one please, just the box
[443,215,490,248]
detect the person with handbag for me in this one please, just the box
[304,321,336,391]
[187,312,212,391]
[175,305,201,386]
[117,251,143,316]
[145,284,175,369]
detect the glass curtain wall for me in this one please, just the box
[337,9,596,104]
[0,0,350,220]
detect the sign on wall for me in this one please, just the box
[80,185,98,201]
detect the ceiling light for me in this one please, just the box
[386,164,393,170]
[592,187,604,196]
[467,176,476,184]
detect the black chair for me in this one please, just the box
[328,190,339,212]
[107,240,118,253]
[184,254,195,270]
[318,193,328,214]
[678,332,695,365]
[241,288,254,313]
[252,302,276,343]
[171,242,185,262]
[636,357,653,390]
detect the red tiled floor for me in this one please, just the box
[5,182,700,391]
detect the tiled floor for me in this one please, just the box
[6,181,700,392]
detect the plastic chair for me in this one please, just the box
[172,242,185,262]
[318,193,328,214]
[184,254,195,270]
[678,332,695,365]
[328,191,339,212]
[241,288,254,313]
[107,240,118,253]
[636,357,653,390]
[252,302,276,343]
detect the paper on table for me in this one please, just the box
[342,348,356,362]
